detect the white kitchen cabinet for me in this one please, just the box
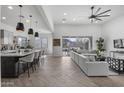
[0,29,13,45]
[4,30,9,44]
[8,32,13,45]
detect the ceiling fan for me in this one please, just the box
[89,6,111,23]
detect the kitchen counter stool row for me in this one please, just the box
[18,50,45,77]
[1,50,45,78]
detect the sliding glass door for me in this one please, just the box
[62,36,92,56]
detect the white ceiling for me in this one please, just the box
[47,5,124,24]
[1,5,124,28]
[1,5,51,33]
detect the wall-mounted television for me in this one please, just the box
[114,39,124,48]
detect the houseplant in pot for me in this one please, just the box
[25,40,33,52]
[96,37,105,61]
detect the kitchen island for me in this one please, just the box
[1,50,40,78]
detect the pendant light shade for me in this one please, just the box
[34,32,39,37]
[34,21,39,37]
[28,28,34,35]
[16,5,25,31]
[16,22,24,31]
[28,15,34,35]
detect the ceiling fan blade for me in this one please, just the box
[91,6,94,15]
[95,18,102,21]
[95,8,101,15]
[96,9,111,16]
[97,15,110,17]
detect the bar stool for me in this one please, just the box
[18,53,35,77]
[34,51,40,69]
[38,50,42,65]
[40,50,45,64]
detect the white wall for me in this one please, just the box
[0,5,1,23]
[0,5,1,87]
[54,24,102,49]
[53,24,102,56]
[40,33,53,55]
[42,6,54,32]
[102,15,124,52]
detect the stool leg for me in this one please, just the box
[18,62,20,77]
[24,64,26,73]
[37,59,40,67]
[38,58,40,66]
[43,57,44,63]
[31,62,34,72]
[23,64,26,73]
[27,63,30,77]
[34,59,37,70]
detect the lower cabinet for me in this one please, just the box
[1,56,26,78]
[1,57,19,77]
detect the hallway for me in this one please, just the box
[1,56,124,87]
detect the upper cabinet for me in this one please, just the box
[8,32,13,45]
[3,30,9,44]
[0,29,13,45]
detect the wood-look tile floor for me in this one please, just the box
[1,56,124,87]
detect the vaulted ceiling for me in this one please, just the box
[46,5,124,24]
[1,5,124,32]
[1,5,52,33]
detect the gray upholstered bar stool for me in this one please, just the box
[18,53,35,77]
[39,50,45,64]
[38,50,42,65]
[34,51,40,69]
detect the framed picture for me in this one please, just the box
[122,39,124,47]
[114,39,124,48]
[53,39,61,46]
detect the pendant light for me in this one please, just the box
[34,21,39,37]
[35,32,39,37]
[16,5,25,31]
[28,15,34,35]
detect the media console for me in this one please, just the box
[107,57,124,74]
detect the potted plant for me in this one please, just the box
[26,40,33,49]
[26,44,33,49]
[96,37,105,61]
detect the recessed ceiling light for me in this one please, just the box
[2,17,6,20]
[73,18,76,21]
[26,19,30,23]
[8,6,13,10]
[62,18,66,23]
[64,13,67,16]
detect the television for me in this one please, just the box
[114,39,124,48]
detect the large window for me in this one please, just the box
[62,36,92,56]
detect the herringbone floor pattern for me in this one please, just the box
[1,56,124,87]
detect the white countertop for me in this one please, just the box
[81,53,97,56]
[1,51,34,57]
[1,49,41,57]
